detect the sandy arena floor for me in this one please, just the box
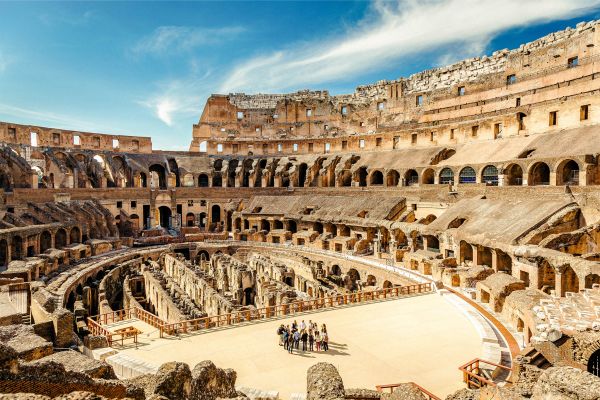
[114,293,482,398]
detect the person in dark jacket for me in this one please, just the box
[301,330,308,351]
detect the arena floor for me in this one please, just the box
[113,293,483,398]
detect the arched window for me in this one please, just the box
[459,167,476,184]
[405,169,419,186]
[440,168,454,184]
[482,165,498,186]
[199,141,207,153]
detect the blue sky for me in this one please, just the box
[1,1,600,150]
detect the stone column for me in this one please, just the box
[498,174,505,187]
[30,172,38,189]
[471,244,480,266]
[555,272,563,297]
[578,169,587,186]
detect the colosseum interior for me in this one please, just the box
[2,17,600,400]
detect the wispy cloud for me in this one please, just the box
[38,10,96,27]
[221,0,600,93]
[138,69,214,126]
[132,26,244,56]
[0,103,120,133]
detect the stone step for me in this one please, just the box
[290,393,307,400]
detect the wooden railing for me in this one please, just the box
[376,382,440,400]
[160,283,432,337]
[87,317,139,347]
[88,283,433,341]
[458,358,513,389]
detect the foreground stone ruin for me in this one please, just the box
[1,19,600,399]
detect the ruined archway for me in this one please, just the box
[386,170,400,186]
[158,206,171,229]
[459,166,476,184]
[561,265,579,296]
[422,168,435,184]
[149,164,167,189]
[439,168,454,185]
[40,231,52,252]
[529,162,550,186]
[505,164,523,186]
[198,173,210,187]
[370,170,383,186]
[558,159,580,186]
[55,229,67,248]
[405,169,419,186]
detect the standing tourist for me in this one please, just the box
[301,329,308,351]
[309,329,315,351]
[315,331,321,351]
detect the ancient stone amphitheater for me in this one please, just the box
[1,20,600,400]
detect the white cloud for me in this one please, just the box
[133,26,244,55]
[138,69,213,126]
[38,10,96,26]
[221,0,600,93]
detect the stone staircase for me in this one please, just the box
[21,313,31,325]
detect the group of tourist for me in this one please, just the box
[277,320,329,354]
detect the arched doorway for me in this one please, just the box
[459,240,473,263]
[70,227,81,244]
[198,174,210,187]
[440,168,454,185]
[211,205,221,223]
[386,170,400,186]
[459,166,476,184]
[589,349,600,377]
[529,162,550,186]
[40,231,52,252]
[55,229,67,248]
[561,266,579,296]
[158,206,172,228]
[356,167,368,187]
[422,168,435,184]
[370,170,383,186]
[186,213,195,227]
[149,164,167,189]
[559,160,579,186]
[505,164,523,186]
[405,169,419,186]
[298,163,308,187]
[482,165,498,186]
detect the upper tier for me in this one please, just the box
[190,19,600,156]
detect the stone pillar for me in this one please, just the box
[99,176,107,189]
[422,236,429,251]
[555,272,563,297]
[471,244,479,266]
[491,249,499,272]
[30,172,38,189]
[578,169,587,186]
[549,171,557,186]
[498,174,505,186]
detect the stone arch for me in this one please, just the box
[55,229,67,248]
[561,265,579,295]
[261,220,270,232]
[481,165,498,186]
[199,212,207,228]
[186,212,195,227]
[383,280,393,289]
[585,273,600,289]
[439,167,454,185]
[356,167,368,187]
[338,170,353,187]
[588,348,600,377]
[11,236,23,260]
[297,163,308,187]
[158,206,171,228]
[422,168,435,184]
[528,162,550,186]
[198,173,210,187]
[70,227,80,244]
[556,159,580,186]
[459,240,473,263]
[369,169,384,186]
[149,164,167,189]
[330,264,342,276]
[459,166,476,184]
[366,275,376,286]
[386,170,400,186]
[404,169,419,186]
[505,163,523,186]
[211,204,221,224]
[139,172,148,188]
[227,159,239,187]
[314,222,324,234]
[40,231,52,252]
